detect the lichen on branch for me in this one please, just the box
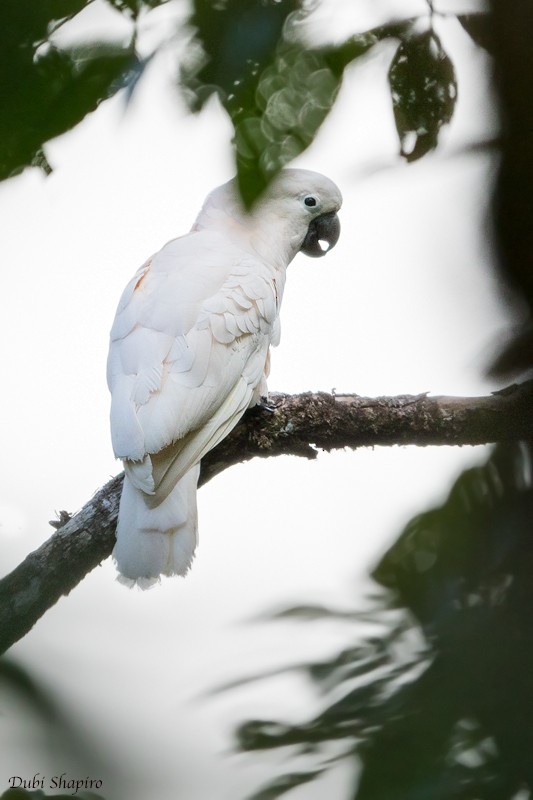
[1,382,532,655]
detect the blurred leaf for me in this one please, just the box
[0,40,140,181]
[1,793,42,800]
[181,2,410,204]
[210,646,385,701]
[234,443,533,799]
[0,0,89,47]
[0,0,173,181]
[211,662,307,696]
[388,29,457,161]
[259,603,361,622]
[489,1,533,377]
[458,13,494,53]
[0,658,60,722]
[308,642,389,691]
[182,0,302,108]
[357,443,533,798]
[373,443,533,632]
[489,326,533,378]
[354,658,511,800]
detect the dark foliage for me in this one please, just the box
[179,0,406,204]
[229,3,533,796]
[0,0,469,203]
[0,0,150,181]
[458,13,495,54]
[489,0,533,377]
[388,29,457,161]
[232,443,533,799]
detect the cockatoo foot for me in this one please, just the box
[256,395,282,413]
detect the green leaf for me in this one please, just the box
[0,41,140,181]
[231,44,345,205]
[373,443,533,627]
[182,0,301,106]
[388,29,457,161]
[0,0,167,182]
[0,659,59,721]
[458,13,494,54]
[0,0,89,49]
[233,442,533,799]
[263,603,360,621]
[181,1,408,205]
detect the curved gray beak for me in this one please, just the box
[300,211,341,258]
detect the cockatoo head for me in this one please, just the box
[258,168,342,258]
[193,168,342,265]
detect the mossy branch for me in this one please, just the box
[1,382,532,655]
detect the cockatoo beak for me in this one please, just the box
[300,211,341,258]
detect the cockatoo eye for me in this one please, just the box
[304,196,317,207]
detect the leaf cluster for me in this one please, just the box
[233,442,533,799]
[0,0,153,180]
[0,1,492,203]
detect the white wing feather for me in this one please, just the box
[108,229,283,581]
[108,230,281,470]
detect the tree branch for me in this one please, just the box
[2,382,533,655]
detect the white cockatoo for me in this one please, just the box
[107,169,342,583]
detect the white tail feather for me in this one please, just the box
[113,464,201,584]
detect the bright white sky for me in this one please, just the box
[0,1,505,798]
